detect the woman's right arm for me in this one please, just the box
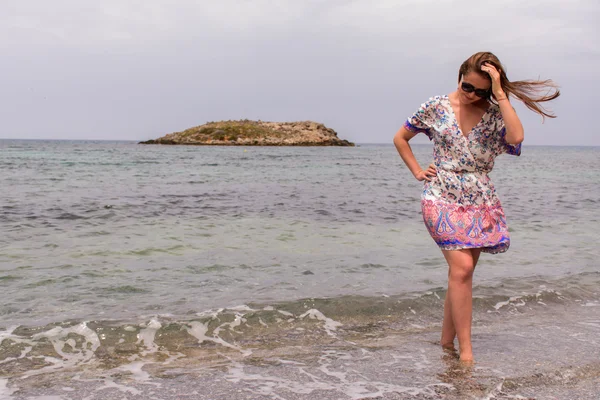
[393,126,436,182]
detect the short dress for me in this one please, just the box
[404,95,521,254]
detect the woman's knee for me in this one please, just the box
[449,263,474,283]
[444,250,476,283]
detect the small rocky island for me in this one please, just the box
[139,120,354,146]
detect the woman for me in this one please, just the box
[393,51,559,363]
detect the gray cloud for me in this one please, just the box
[1,0,598,145]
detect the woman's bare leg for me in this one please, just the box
[440,287,457,352]
[441,249,481,351]
[440,248,481,361]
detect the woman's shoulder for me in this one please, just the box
[418,95,448,109]
[424,95,448,104]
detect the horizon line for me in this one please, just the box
[0,138,598,147]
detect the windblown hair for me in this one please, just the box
[458,52,560,120]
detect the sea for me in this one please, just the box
[0,140,599,399]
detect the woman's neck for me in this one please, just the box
[449,91,489,112]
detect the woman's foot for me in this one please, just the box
[458,351,474,364]
[441,341,459,361]
[441,341,457,353]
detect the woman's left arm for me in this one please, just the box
[482,63,524,145]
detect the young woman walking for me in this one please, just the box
[393,51,560,362]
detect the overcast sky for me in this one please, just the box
[1,0,598,145]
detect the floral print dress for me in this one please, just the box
[404,95,521,254]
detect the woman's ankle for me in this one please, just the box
[441,341,456,350]
[458,348,473,362]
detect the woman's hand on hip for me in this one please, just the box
[415,163,437,182]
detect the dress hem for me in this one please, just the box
[436,242,510,255]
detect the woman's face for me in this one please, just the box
[459,72,491,105]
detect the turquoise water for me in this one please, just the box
[1,141,598,325]
[0,140,599,399]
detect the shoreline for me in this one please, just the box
[1,286,599,399]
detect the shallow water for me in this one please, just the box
[0,140,599,398]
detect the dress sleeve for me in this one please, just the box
[403,97,438,141]
[495,115,522,156]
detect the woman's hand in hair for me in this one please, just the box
[481,63,506,100]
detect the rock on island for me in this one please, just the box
[139,120,354,146]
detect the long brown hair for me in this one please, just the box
[458,52,560,120]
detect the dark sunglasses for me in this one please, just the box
[461,82,490,98]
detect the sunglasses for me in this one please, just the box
[461,82,490,98]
